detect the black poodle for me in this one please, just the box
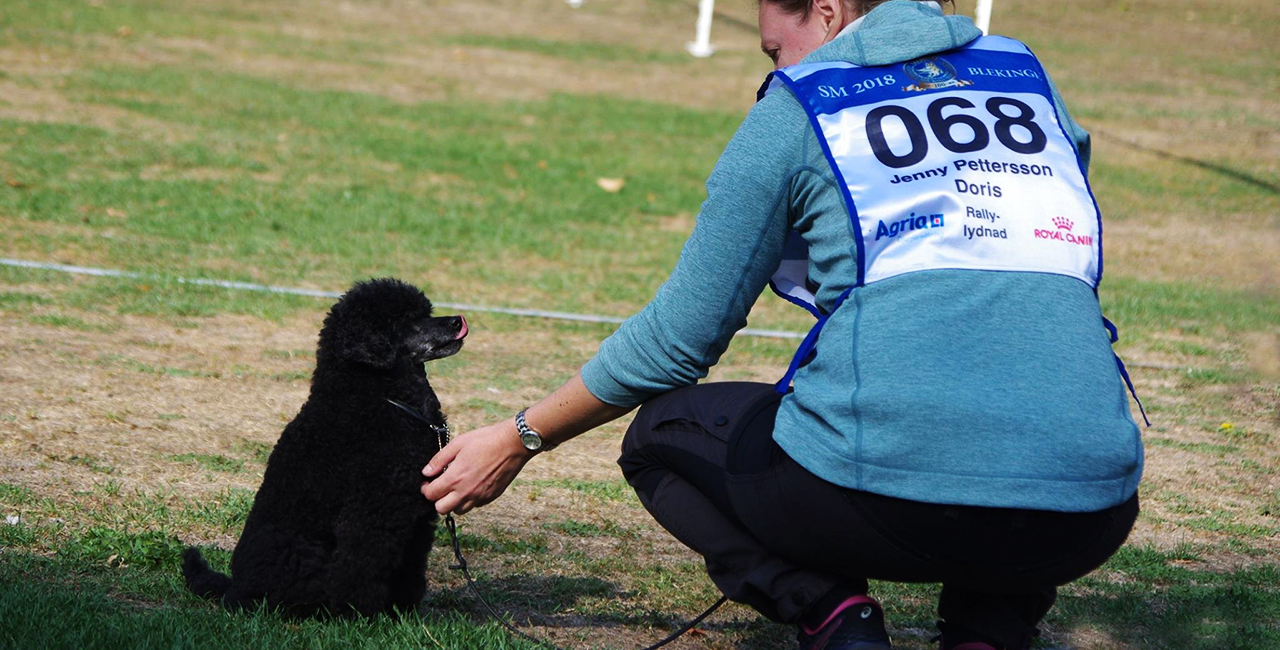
[182,278,467,619]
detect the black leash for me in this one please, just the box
[387,398,730,650]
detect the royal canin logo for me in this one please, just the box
[1035,217,1092,246]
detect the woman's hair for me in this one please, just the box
[764,0,954,22]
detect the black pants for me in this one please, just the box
[618,382,1138,650]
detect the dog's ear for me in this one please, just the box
[339,323,397,369]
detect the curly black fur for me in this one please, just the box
[182,278,466,619]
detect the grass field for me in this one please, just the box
[1,0,1277,648]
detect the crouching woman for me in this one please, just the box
[422,1,1143,648]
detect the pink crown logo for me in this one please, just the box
[1052,217,1074,231]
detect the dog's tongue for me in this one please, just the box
[455,315,468,340]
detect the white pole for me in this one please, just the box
[975,0,993,34]
[687,0,716,57]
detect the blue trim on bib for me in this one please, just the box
[1102,315,1119,344]
[1103,316,1150,427]
[766,70,868,288]
[775,286,855,394]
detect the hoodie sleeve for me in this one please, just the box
[580,94,810,408]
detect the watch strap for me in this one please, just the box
[515,408,554,452]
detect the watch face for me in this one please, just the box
[520,431,542,451]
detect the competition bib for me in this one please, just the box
[761,36,1103,314]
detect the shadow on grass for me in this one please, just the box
[1093,128,1280,195]
[411,576,787,649]
[430,572,737,624]
[424,572,798,648]
[428,573,618,621]
[1050,574,1280,649]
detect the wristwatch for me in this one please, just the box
[515,408,553,453]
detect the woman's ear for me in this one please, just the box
[811,0,850,37]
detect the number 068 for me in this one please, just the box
[865,96,1048,169]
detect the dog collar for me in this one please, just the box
[384,398,450,448]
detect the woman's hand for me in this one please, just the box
[420,372,633,515]
[420,419,532,515]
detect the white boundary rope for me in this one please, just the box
[0,257,805,340]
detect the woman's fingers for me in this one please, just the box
[423,438,463,479]
[421,438,467,504]
[420,472,447,504]
[433,490,465,516]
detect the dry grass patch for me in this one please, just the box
[1102,210,1279,292]
[0,313,313,498]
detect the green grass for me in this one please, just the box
[0,0,257,44]
[1099,276,1280,342]
[1146,437,1241,457]
[169,454,246,474]
[0,483,36,505]
[1060,546,1280,649]
[443,34,690,65]
[0,552,541,650]
[233,440,274,465]
[61,526,186,568]
[543,518,638,540]
[520,478,638,504]
[0,60,740,318]
[1,487,257,547]
[11,543,1268,650]
[0,290,52,307]
[1091,155,1278,219]
[28,312,117,332]
[442,528,550,556]
[3,483,1278,648]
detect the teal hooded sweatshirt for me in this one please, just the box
[581,0,1143,513]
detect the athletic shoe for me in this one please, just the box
[796,595,892,650]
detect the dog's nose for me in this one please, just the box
[452,316,468,340]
